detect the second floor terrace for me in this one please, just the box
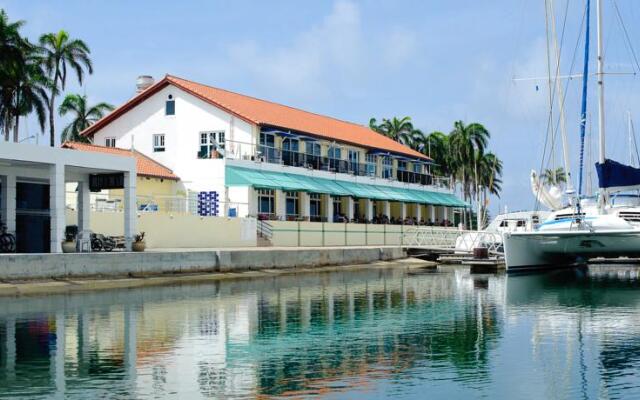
[222,128,451,190]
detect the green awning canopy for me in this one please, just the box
[226,166,468,207]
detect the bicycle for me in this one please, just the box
[0,222,16,253]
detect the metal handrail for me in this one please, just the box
[402,226,503,255]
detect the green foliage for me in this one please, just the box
[370,116,503,226]
[541,167,567,186]
[59,93,114,143]
[39,30,93,146]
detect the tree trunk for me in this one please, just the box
[48,94,56,147]
[48,66,59,147]
[13,116,19,143]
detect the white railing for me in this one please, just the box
[402,226,503,254]
[66,192,247,217]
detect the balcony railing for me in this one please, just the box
[224,139,451,188]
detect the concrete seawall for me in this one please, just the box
[0,246,406,281]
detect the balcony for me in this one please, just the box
[224,139,450,188]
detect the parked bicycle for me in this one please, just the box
[0,222,16,253]
[91,233,116,252]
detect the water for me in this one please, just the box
[1,265,640,399]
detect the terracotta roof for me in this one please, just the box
[62,142,180,181]
[81,74,430,160]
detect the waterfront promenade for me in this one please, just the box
[0,245,407,282]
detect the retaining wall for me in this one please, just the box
[0,247,406,281]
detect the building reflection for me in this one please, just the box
[0,268,504,398]
[1,266,638,398]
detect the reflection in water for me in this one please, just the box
[0,265,639,399]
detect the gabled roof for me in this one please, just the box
[81,74,430,160]
[61,142,180,181]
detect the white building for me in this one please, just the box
[80,74,465,224]
[0,141,137,253]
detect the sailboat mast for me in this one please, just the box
[548,0,574,193]
[596,0,605,165]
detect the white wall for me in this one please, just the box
[92,85,255,195]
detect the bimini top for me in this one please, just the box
[226,166,467,207]
[62,142,179,181]
[80,74,430,161]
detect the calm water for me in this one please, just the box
[1,265,640,399]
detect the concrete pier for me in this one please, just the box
[0,246,406,281]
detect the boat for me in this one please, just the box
[454,210,549,254]
[504,0,640,271]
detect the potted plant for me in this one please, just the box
[132,232,146,252]
[62,225,78,253]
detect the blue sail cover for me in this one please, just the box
[595,159,640,191]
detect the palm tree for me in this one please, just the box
[449,121,490,227]
[39,30,93,147]
[7,54,48,142]
[0,9,27,141]
[541,167,567,186]
[58,94,113,143]
[369,116,415,145]
[476,152,503,229]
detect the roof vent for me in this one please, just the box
[136,75,154,93]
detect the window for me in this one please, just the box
[105,137,116,147]
[365,154,376,176]
[348,150,360,174]
[310,193,321,220]
[165,95,175,116]
[259,132,276,162]
[306,142,321,156]
[397,160,407,171]
[258,189,274,215]
[328,146,342,160]
[282,138,300,166]
[285,191,299,217]
[332,196,342,218]
[153,134,165,152]
[382,157,393,179]
[328,146,342,172]
[413,163,422,174]
[199,131,225,159]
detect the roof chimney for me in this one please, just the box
[136,75,154,93]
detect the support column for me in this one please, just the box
[383,201,390,219]
[400,202,407,221]
[248,187,259,217]
[364,199,374,222]
[430,205,436,224]
[299,192,310,220]
[345,197,354,221]
[77,181,91,240]
[49,164,65,253]
[77,312,89,376]
[324,194,333,222]
[124,171,136,251]
[1,174,16,234]
[275,190,286,220]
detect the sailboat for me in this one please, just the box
[504,0,640,271]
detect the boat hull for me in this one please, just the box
[503,229,640,272]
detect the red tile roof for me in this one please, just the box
[62,142,180,181]
[81,74,430,160]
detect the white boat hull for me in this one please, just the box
[503,229,640,272]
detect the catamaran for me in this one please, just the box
[504,0,640,271]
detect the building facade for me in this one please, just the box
[80,75,466,224]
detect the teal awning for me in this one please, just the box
[226,166,468,207]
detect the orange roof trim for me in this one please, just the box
[81,74,430,160]
[62,142,180,181]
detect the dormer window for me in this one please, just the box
[165,94,175,116]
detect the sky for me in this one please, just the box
[3,0,640,213]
